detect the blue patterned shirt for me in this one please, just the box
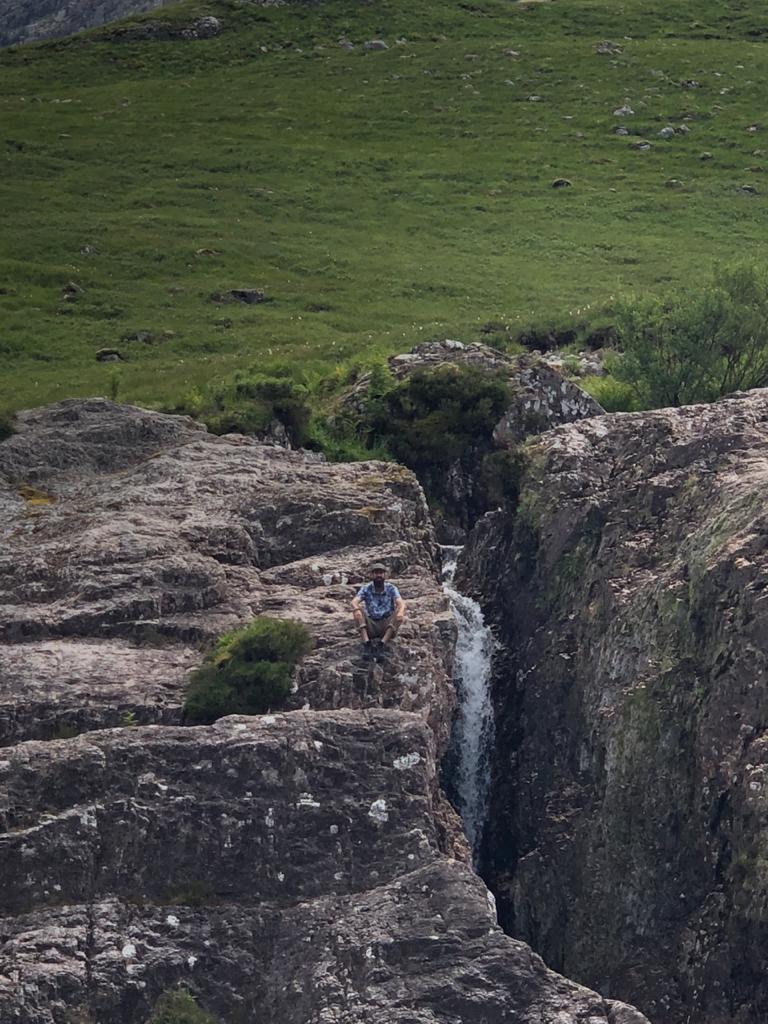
[356,581,401,620]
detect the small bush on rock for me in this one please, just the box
[174,372,311,445]
[184,617,312,725]
[365,364,510,471]
[147,989,217,1024]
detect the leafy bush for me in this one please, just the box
[175,373,311,445]
[184,617,312,725]
[580,374,638,413]
[364,364,510,472]
[147,989,217,1024]
[614,263,768,408]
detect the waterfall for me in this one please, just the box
[441,545,495,864]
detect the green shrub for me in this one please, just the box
[365,364,510,472]
[174,373,311,446]
[614,263,768,408]
[184,617,312,725]
[580,374,639,413]
[147,989,217,1024]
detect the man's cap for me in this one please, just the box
[370,563,387,572]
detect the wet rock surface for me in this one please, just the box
[463,389,768,1024]
[0,399,649,1023]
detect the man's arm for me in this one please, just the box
[394,595,406,623]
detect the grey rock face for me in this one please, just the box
[0,0,173,47]
[463,390,768,1023]
[0,398,650,1023]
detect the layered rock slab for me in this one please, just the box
[464,390,768,1023]
[0,399,453,747]
[0,399,651,1023]
[0,713,647,1024]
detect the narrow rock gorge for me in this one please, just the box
[463,390,768,1024]
[0,400,647,1023]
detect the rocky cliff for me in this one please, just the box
[0,400,647,1023]
[463,390,768,1024]
[0,0,175,48]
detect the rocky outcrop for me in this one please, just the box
[463,389,768,1024]
[0,399,648,1023]
[342,340,603,541]
[0,0,173,48]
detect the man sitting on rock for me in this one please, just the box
[351,563,407,660]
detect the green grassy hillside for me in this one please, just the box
[2,0,768,412]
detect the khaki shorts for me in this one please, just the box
[365,614,399,639]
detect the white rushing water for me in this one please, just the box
[441,545,495,864]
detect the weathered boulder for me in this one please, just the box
[463,389,768,1023]
[0,398,650,1023]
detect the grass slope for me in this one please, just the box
[1,0,768,412]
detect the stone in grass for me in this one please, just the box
[551,178,573,188]
[738,184,759,195]
[658,125,676,139]
[61,281,83,299]
[595,40,623,55]
[338,38,355,51]
[630,141,652,151]
[613,103,634,116]
[680,79,701,89]
[614,126,629,136]
[211,288,268,305]
[122,330,155,345]
[95,349,124,362]
[363,39,388,51]
[700,151,714,160]
[665,179,684,188]
[528,95,543,102]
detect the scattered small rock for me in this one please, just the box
[61,281,83,300]
[614,126,629,136]
[95,349,124,362]
[363,39,388,52]
[79,244,98,255]
[181,16,221,40]
[658,125,676,140]
[665,179,684,188]
[551,178,572,188]
[528,95,543,102]
[680,79,701,89]
[747,125,760,134]
[700,151,714,160]
[630,141,651,151]
[677,123,691,134]
[613,103,634,116]
[595,40,623,55]
[338,37,355,51]
[504,49,521,58]
[122,331,156,345]
[738,184,759,194]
